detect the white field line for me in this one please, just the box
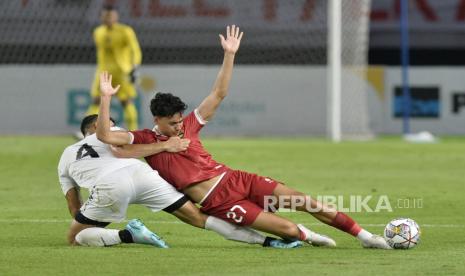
[0,219,463,228]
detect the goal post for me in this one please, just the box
[328,0,342,142]
[328,0,373,141]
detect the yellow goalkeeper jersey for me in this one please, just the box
[93,23,142,74]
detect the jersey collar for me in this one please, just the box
[152,125,185,140]
[152,125,168,140]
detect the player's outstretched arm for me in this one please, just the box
[111,136,191,158]
[96,71,133,145]
[197,25,243,121]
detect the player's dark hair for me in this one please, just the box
[150,92,188,117]
[80,114,116,136]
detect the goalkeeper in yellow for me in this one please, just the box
[87,5,141,131]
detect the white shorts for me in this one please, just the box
[80,163,185,223]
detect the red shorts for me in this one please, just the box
[200,170,280,226]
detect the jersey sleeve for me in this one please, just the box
[57,150,78,195]
[110,126,125,131]
[184,109,207,136]
[129,129,157,144]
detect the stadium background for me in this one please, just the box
[2,0,465,136]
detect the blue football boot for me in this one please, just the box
[268,239,303,249]
[125,219,169,248]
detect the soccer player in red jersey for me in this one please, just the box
[97,25,390,249]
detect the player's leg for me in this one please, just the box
[69,212,166,248]
[68,217,98,245]
[272,183,391,249]
[250,210,300,239]
[117,75,138,130]
[73,170,168,248]
[133,165,293,247]
[223,171,335,246]
[252,213,336,247]
[166,198,206,228]
[226,202,334,247]
[198,171,331,247]
[68,211,124,247]
[271,183,336,223]
[168,199,275,246]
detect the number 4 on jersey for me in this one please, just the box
[76,144,99,160]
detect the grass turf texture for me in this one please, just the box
[0,136,464,275]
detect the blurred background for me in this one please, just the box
[1,0,464,138]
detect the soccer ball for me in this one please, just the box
[384,218,420,249]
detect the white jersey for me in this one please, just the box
[58,129,141,195]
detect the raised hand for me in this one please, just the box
[99,71,120,97]
[219,25,244,54]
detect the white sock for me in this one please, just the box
[205,216,266,244]
[75,228,122,247]
[356,229,373,242]
[297,224,311,241]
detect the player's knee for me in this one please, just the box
[185,210,207,228]
[194,217,207,228]
[279,221,300,239]
[173,204,207,228]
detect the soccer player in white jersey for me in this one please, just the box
[58,114,302,248]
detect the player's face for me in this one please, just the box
[155,113,184,137]
[101,10,118,27]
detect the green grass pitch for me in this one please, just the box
[0,136,464,275]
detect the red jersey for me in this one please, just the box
[130,110,229,190]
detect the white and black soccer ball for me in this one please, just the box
[384,218,420,249]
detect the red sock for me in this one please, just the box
[329,212,362,236]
